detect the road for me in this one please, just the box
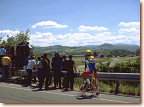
[0,82,140,104]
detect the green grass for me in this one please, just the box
[46,56,140,96]
[72,56,140,95]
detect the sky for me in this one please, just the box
[0,0,140,47]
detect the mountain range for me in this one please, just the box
[83,43,140,51]
[34,43,140,55]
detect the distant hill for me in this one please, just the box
[34,43,140,55]
[82,43,140,51]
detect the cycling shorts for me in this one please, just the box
[83,71,97,79]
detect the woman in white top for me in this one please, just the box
[26,55,36,86]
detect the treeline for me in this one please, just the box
[34,47,140,58]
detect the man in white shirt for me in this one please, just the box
[26,55,36,86]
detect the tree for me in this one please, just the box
[7,35,16,46]
[0,29,30,47]
[15,29,30,46]
[1,40,7,47]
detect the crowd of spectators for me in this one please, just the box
[0,44,77,91]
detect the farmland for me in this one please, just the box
[72,56,140,95]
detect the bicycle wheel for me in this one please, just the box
[79,78,88,95]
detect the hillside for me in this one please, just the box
[83,43,140,51]
[34,43,140,56]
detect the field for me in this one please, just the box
[71,56,140,96]
[72,56,139,69]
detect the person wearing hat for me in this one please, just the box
[83,50,99,95]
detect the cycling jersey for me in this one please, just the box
[84,56,96,72]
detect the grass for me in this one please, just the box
[71,56,140,96]
[35,56,140,96]
[119,82,140,96]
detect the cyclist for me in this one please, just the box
[83,50,99,95]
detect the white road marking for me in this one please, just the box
[94,98,130,103]
[0,84,131,103]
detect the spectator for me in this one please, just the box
[26,55,36,86]
[39,53,51,90]
[61,55,68,88]
[25,42,31,58]
[65,55,77,91]
[1,52,12,78]
[36,56,43,85]
[51,52,62,89]
[16,43,25,69]
[0,46,6,68]
[24,56,31,67]
[10,46,15,67]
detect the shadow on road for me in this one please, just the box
[76,95,98,100]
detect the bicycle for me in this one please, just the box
[77,70,99,99]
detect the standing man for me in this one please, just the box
[1,52,11,78]
[39,53,51,90]
[61,55,68,88]
[65,55,77,91]
[51,52,62,89]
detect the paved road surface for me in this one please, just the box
[0,82,140,104]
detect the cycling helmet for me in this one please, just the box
[85,50,92,56]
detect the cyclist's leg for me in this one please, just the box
[93,70,98,89]
[93,70,100,95]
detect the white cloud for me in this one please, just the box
[79,25,108,32]
[0,29,20,40]
[0,29,20,35]
[119,28,140,34]
[118,22,140,37]
[119,22,140,28]
[30,31,140,47]
[32,21,68,29]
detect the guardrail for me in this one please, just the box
[18,70,140,81]
[1,69,140,95]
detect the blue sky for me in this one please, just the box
[0,0,140,46]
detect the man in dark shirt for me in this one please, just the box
[61,55,68,88]
[65,55,77,91]
[39,53,51,90]
[51,52,62,89]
